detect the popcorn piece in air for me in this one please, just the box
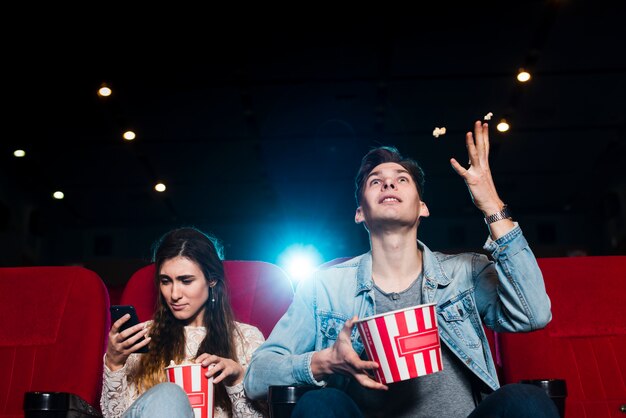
[484,112,493,121]
[433,127,446,138]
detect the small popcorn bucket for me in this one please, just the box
[165,363,214,418]
[356,302,443,384]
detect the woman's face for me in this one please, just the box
[158,256,212,327]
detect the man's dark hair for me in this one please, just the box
[354,145,425,205]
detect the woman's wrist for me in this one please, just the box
[104,353,125,371]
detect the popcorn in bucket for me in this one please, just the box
[165,363,214,418]
[356,302,443,384]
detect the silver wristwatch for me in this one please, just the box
[484,205,512,225]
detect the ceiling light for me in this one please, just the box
[53,191,64,200]
[154,183,166,192]
[98,84,112,97]
[517,69,531,83]
[496,119,510,132]
[123,131,136,141]
[13,149,26,157]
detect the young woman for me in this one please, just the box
[101,227,266,418]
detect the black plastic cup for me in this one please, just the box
[268,385,321,418]
[520,379,567,418]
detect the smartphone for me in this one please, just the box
[110,305,149,353]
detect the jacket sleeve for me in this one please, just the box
[476,224,552,332]
[243,277,325,400]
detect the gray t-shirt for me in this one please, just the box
[347,274,476,418]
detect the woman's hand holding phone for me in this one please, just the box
[105,306,151,371]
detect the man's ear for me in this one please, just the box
[355,206,364,224]
[419,201,430,218]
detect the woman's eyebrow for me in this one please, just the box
[158,274,195,280]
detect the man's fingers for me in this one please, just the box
[345,316,358,328]
[473,120,490,158]
[482,122,490,155]
[450,158,468,177]
[354,374,388,391]
[340,316,358,338]
[466,130,479,161]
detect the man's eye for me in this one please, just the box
[370,179,380,185]
[399,177,408,183]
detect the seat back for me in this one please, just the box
[497,256,626,418]
[0,266,110,417]
[120,260,294,339]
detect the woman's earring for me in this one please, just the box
[209,286,216,304]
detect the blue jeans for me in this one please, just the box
[291,384,560,418]
[122,382,194,418]
[469,383,560,418]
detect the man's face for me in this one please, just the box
[355,162,429,230]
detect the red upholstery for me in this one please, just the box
[0,266,110,418]
[120,260,294,339]
[497,256,626,418]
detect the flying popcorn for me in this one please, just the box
[484,112,493,121]
[432,127,446,138]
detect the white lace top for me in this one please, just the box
[100,321,266,418]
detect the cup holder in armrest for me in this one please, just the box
[268,385,321,418]
[23,392,102,418]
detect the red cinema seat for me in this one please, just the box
[497,256,626,418]
[120,260,294,339]
[0,266,110,418]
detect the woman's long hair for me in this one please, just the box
[131,227,240,412]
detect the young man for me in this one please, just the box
[244,121,559,417]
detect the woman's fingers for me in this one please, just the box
[121,328,150,350]
[200,356,243,385]
[118,322,147,341]
[111,313,131,331]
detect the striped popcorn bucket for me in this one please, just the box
[165,363,214,418]
[356,302,443,384]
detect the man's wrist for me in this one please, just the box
[484,204,512,225]
[311,349,332,380]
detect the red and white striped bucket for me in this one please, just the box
[356,302,443,384]
[165,363,214,418]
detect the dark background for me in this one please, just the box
[2,1,625,287]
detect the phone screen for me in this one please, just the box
[110,305,149,353]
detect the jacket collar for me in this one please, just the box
[354,240,452,296]
[420,240,453,286]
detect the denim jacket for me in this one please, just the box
[244,225,552,400]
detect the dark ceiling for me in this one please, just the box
[2,1,625,274]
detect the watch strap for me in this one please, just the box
[484,205,512,225]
